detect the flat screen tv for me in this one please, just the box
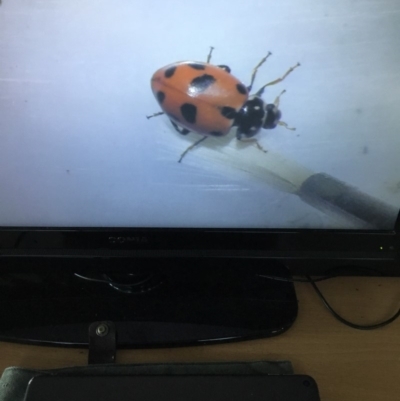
[0,0,399,348]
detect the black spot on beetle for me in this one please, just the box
[180,103,197,124]
[189,74,216,94]
[220,106,236,119]
[188,63,206,70]
[209,131,225,137]
[217,65,231,73]
[156,91,165,103]
[236,83,247,95]
[164,66,177,78]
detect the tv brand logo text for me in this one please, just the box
[108,236,149,244]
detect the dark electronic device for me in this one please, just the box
[23,375,321,401]
[1,1,400,349]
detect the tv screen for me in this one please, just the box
[0,0,399,230]
[0,0,399,347]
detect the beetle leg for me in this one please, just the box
[273,89,287,107]
[252,139,267,153]
[206,46,214,63]
[146,111,164,119]
[278,121,296,131]
[179,136,208,163]
[237,136,267,153]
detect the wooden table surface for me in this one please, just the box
[1,277,399,401]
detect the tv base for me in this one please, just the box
[0,258,298,347]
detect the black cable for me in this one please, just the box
[259,267,399,330]
[305,275,400,330]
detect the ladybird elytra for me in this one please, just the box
[150,61,248,136]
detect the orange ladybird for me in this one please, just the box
[148,48,300,162]
[151,61,248,137]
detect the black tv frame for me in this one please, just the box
[1,226,399,276]
[0,220,399,348]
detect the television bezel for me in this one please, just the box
[1,224,399,276]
